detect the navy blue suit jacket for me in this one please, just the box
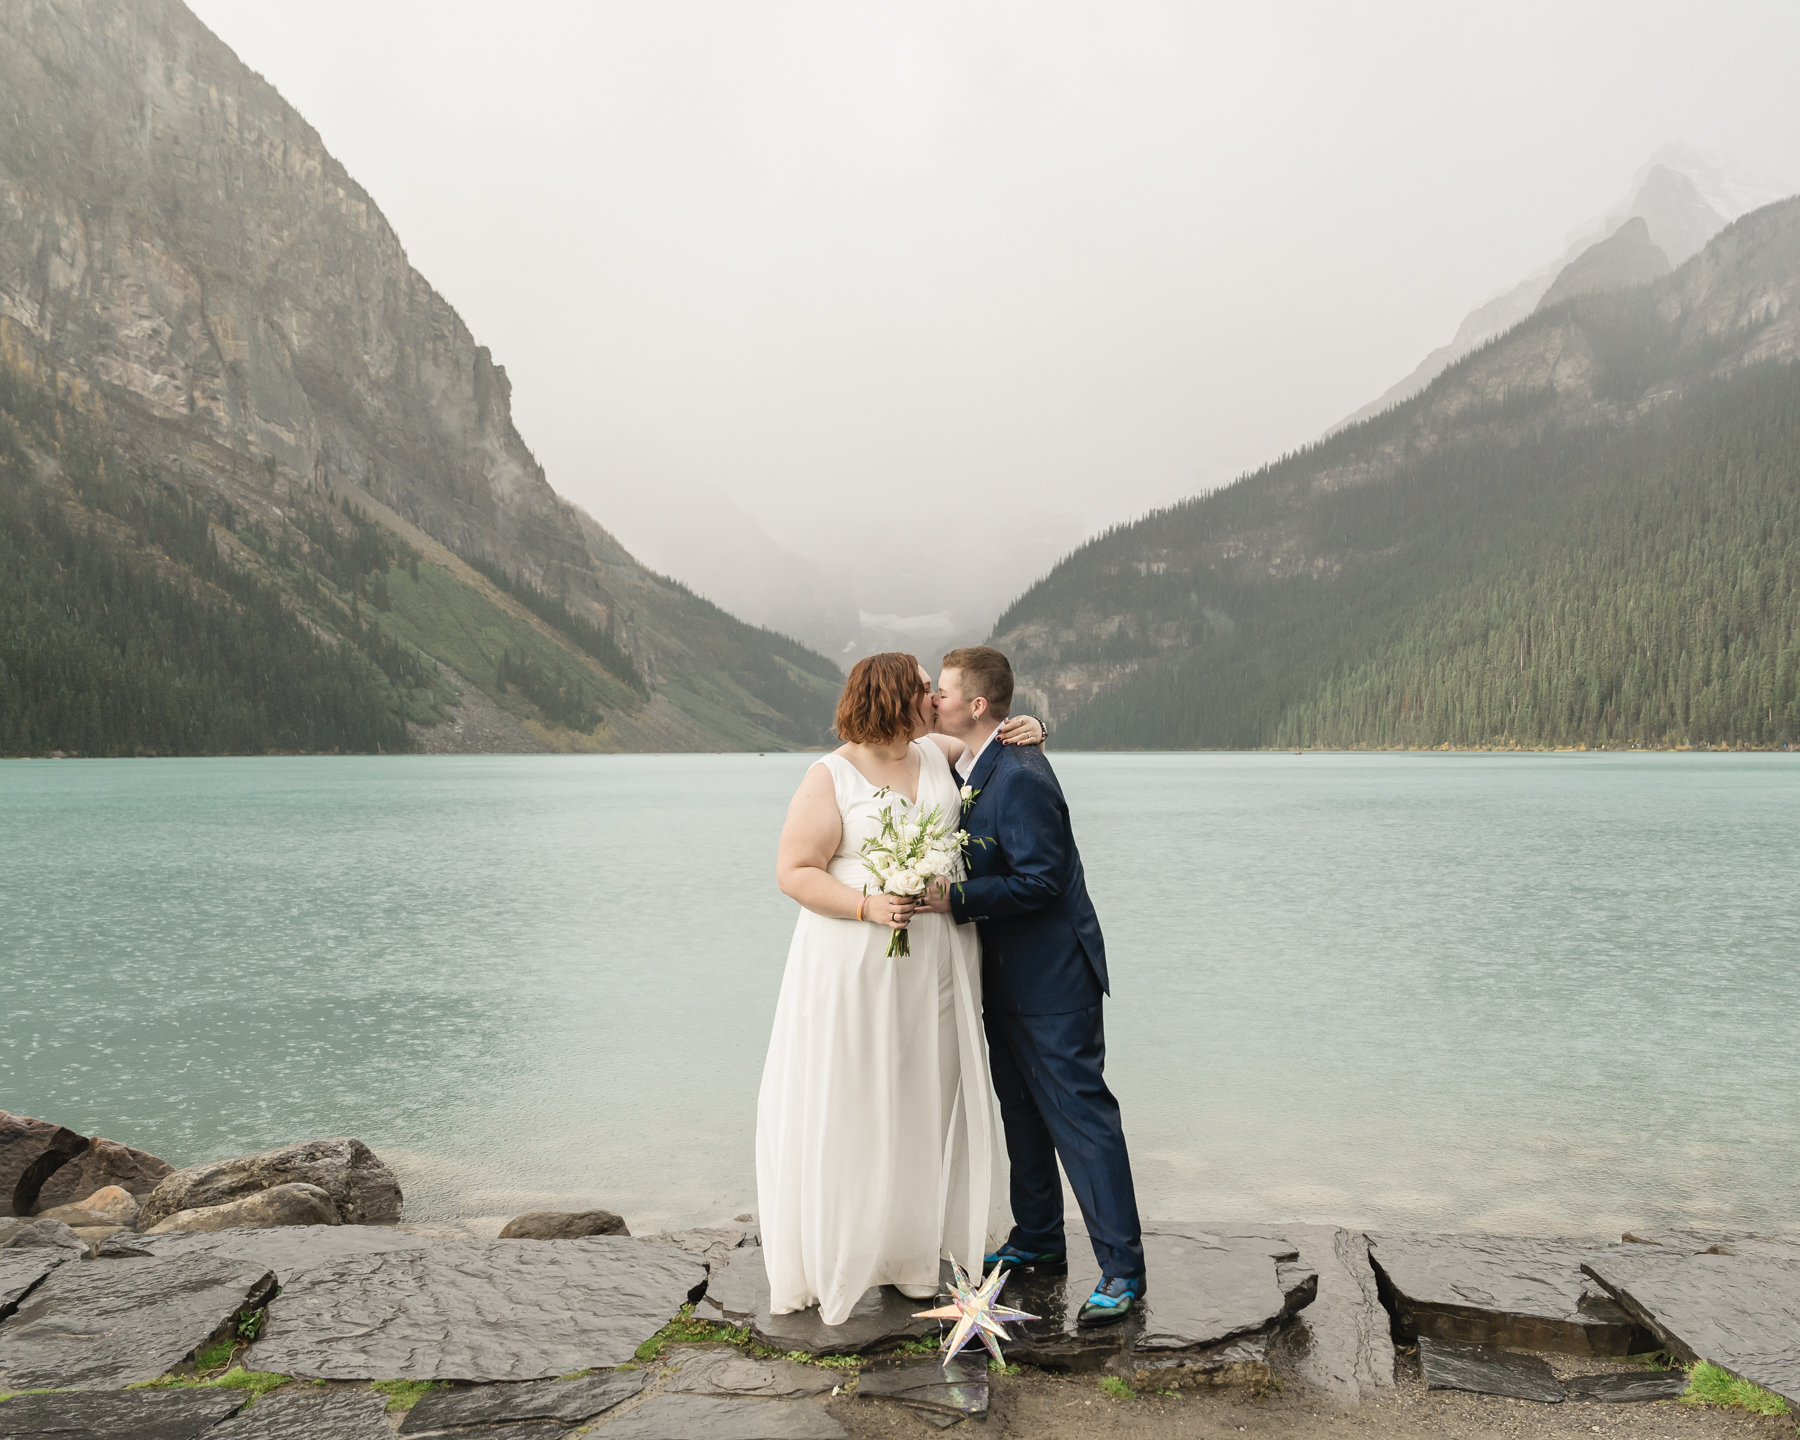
[948,740,1108,1015]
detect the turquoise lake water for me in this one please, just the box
[3,752,1796,1239]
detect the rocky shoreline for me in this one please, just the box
[2,1112,1796,1438]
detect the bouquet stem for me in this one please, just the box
[887,925,911,958]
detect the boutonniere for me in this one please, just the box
[960,783,979,815]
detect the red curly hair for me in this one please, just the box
[835,652,927,745]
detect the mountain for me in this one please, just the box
[0,0,842,756]
[1534,216,1670,311]
[991,197,1800,749]
[1333,146,1790,433]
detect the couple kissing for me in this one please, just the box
[757,645,1145,1331]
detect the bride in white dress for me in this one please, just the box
[757,652,1041,1323]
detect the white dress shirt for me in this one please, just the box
[955,725,1000,783]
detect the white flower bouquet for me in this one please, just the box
[858,790,971,957]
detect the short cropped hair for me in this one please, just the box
[940,646,1013,720]
[835,652,926,744]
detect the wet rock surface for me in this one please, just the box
[1003,1225,1317,1372]
[1562,1369,1692,1402]
[600,1394,848,1440]
[498,1209,629,1240]
[1582,1247,1800,1407]
[209,1387,392,1439]
[1130,1334,1272,1391]
[0,1114,88,1218]
[0,1221,85,1257]
[0,1386,244,1438]
[137,1140,401,1231]
[855,1354,988,1420]
[1270,1224,1396,1404]
[0,1250,68,1318]
[701,1226,1315,1372]
[1369,1233,1650,1356]
[697,1244,938,1357]
[249,1236,706,1381]
[99,1224,432,1277]
[655,1225,759,1274]
[400,1368,649,1431]
[33,1140,173,1214]
[1417,1336,1565,1404]
[664,1347,839,1398]
[148,1184,342,1235]
[0,1256,275,1390]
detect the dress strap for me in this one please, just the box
[811,752,857,810]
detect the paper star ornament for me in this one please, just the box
[911,1259,1039,1368]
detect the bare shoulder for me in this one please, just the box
[792,755,840,799]
[922,733,963,763]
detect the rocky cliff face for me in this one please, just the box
[0,0,582,571]
[1535,216,1670,311]
[0,0,842,751]
[997,197,1800,733]
[1331,149,1785,435]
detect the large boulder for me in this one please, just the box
[136,1139,402,1231]
[148,1182,342,1234]
[36,1185,142,1229]
[0,1111,85,1217]
[499,1209,629,1240]
[0,1111,173,1217]
[35,1138,173,1211]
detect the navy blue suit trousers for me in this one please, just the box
[952,742,1144,1281]
[984,1003,1144,1279]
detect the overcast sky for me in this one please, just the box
[188,1,1800,647]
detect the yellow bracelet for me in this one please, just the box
[856,895,868,923]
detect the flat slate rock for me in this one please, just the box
[424,1427,565,1440]
[1562,1370,1691,1403]
[655,1225,760,1274]
[697,1245,938,1356]
[0,1387,244,1439]
[856,1355,987,1419]
[1268,1224,1395,1404]
[1417,1336,1564,1404]
[400,1368,649,1431]
[98,1224,430,1278]
[1369,1233,1649,1356]
[0,1250,67,1319]
[210,1387,391,1439]
[665,1347,839,1398]
[1002,1224,1317,1372]
[599,1394,848,1440]
[0,1256,274,1391]
[1582,1247,1800,1408]
[250,1236,706,1381]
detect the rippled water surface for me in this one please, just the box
[4,752,1796,1237]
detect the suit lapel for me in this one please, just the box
[962,735,1005,810]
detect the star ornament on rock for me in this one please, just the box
[911,1259,1039,1368]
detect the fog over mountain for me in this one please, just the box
[1332,145,1794,435]
[181,3,1800,664]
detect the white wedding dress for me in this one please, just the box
[756,739,1008,1324]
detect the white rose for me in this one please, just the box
[890,869,925,896]
[960,784,974,802]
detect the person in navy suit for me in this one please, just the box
[915,645,1146,1323]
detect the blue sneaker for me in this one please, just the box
[983,1242,1068,1275]
[1078,1275,1145,1325]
